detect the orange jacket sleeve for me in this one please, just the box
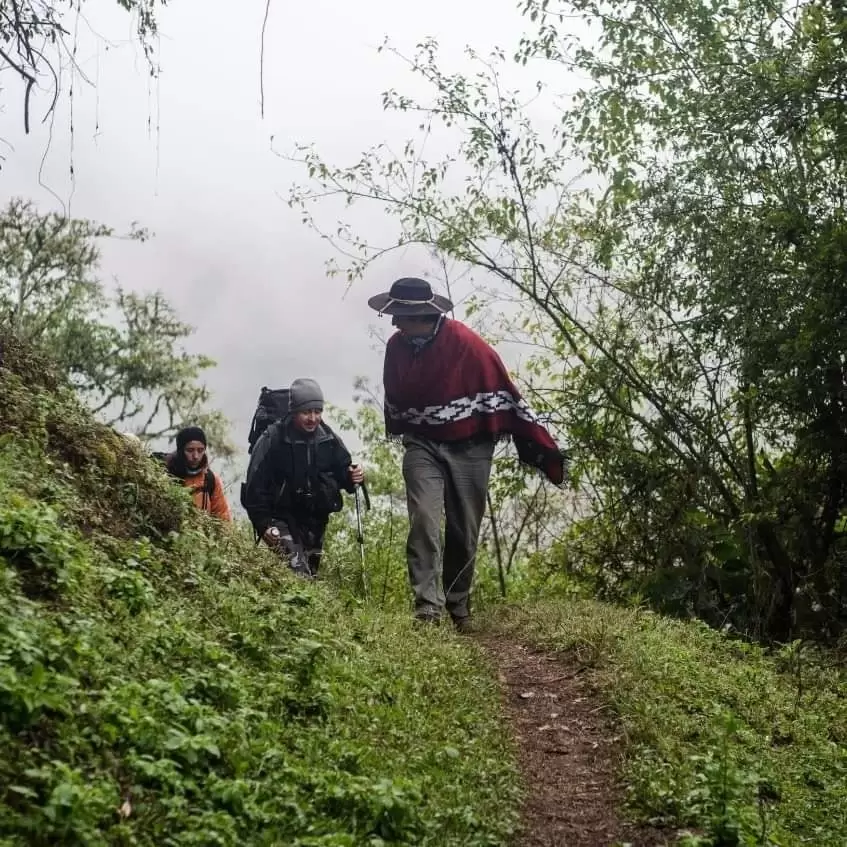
[209,472,232,521]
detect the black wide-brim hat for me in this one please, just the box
[367,277,453,316]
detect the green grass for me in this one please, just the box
[491,600,847,846]
[0,333,520,846]
[12,327,846,847]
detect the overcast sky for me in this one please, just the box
[1,0,578,476]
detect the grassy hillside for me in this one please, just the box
[7,326,846,847]
[493,601,847,846]
[0,332,519,846]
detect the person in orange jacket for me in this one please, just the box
[162,426,232,521]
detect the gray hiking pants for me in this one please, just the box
[402,434,495,620]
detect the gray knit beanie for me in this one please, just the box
[289,378,324,413]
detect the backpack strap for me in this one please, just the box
[198,469,216,511]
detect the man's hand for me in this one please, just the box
[349,464,365,485]
[263,525,282,546]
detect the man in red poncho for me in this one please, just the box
[368,277,567,631]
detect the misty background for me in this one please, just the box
[1,0,569,496]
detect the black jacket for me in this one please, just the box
[242,418,354,536]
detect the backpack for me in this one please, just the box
[150,451,216,498]
[247,387,291,454]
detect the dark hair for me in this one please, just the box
[166,451,188,478]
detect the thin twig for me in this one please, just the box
[259,0,271,118]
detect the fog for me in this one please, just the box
[1,0,580,498]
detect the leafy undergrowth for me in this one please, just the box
[491,600,847,847]
[0,333,519,846]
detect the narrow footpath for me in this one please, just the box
[478,636,672,847]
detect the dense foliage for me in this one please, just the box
[288,0,847,643]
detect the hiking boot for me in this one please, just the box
[450,615,473,634]
[287,553,314,580]
[413,612,441,627]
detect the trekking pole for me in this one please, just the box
[354,478,371,598]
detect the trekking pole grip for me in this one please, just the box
[360,480,371,511]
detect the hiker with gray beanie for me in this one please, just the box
[242,378,365,578]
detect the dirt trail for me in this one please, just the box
[478,636,671,847]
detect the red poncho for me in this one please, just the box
[382,318,566,485]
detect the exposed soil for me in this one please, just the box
[478,636,672,847]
